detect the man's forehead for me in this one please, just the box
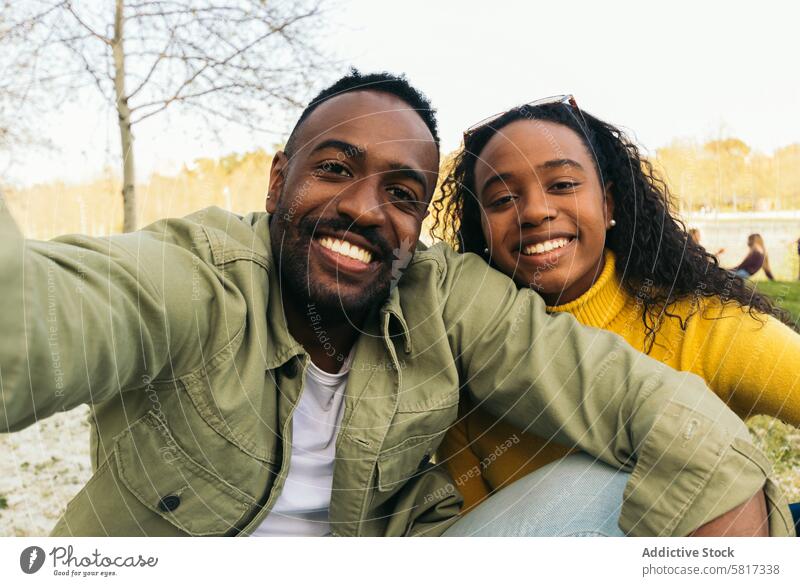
[294,91,437,162]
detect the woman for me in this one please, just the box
[431,97,800,533]
[733,233,774,280]
[688,228,725,258]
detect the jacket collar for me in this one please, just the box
[251,212,305,370]
[381,285,413,354]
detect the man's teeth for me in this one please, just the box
[521,238,572,255]
[318,236,373,264]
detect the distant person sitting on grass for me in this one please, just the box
[734,233,774,280]
[688,228,725,258]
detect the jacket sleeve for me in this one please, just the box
[0,200,231,432]
[435,247,794,536]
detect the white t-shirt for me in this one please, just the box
[251,354,351,536]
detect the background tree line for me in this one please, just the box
[655,138,800,212]
[5,135,800,241]
[4,149,272,239]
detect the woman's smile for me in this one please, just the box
[519,236,573,256]
[512,235,578,270]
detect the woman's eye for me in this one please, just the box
[488,194,516,208]
[317,161,352,177]
[551,181,579,192]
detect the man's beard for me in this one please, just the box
[269,204,396,322]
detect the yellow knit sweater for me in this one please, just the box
[439,249,800,512]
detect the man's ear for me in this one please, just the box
[604,182,615,228]
[266,151,289,214]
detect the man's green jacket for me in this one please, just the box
[0,203,794,536]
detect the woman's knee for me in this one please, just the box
[443,453,629,537]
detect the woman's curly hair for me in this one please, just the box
[430,103,795,350]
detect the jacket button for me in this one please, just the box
[158,495,181,512]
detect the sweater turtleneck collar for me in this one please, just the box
[546,249,628,328]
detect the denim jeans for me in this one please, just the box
[443,453,628,536]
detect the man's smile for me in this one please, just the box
[311,235,382,275]
[317,235,374,263]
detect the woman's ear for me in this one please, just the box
[266,151,289,214]
[604,182,616,228]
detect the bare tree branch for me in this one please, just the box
[64,0,112,45]
[125,24,175,100]
[0,0,334,231]
[127,6,321,117]
[132,82,241,123]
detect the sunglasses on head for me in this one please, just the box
[463,94,582,140]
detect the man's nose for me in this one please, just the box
[335,177,387,228]
[518,185,557,226]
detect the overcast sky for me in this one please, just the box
[5,0,799,186]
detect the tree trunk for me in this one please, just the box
[112,0,136,232]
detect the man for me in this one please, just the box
[0,71,793,537]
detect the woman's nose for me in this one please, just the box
[518,187,557,226]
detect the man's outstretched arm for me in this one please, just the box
[0,199,228,432]
[434,245,794,537]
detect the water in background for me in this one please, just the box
[685,211,800,281]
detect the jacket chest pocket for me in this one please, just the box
[376,429,448,493]
[373,389,458,503]
[379,388,459,456]
[114,412,256,536]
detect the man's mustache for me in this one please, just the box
[298,216,393,263]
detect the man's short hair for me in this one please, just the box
[284,69,439,157]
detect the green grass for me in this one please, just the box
[754,280,800,324]
[745,281,800,501]
[747,415,800,501]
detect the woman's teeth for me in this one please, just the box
[521,238,572,255]
[318,236,373,264]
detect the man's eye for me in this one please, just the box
[317,161,352,177]
[388,186,416,202]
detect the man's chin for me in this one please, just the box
[272,231,392,318]
[307,281,391,318]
